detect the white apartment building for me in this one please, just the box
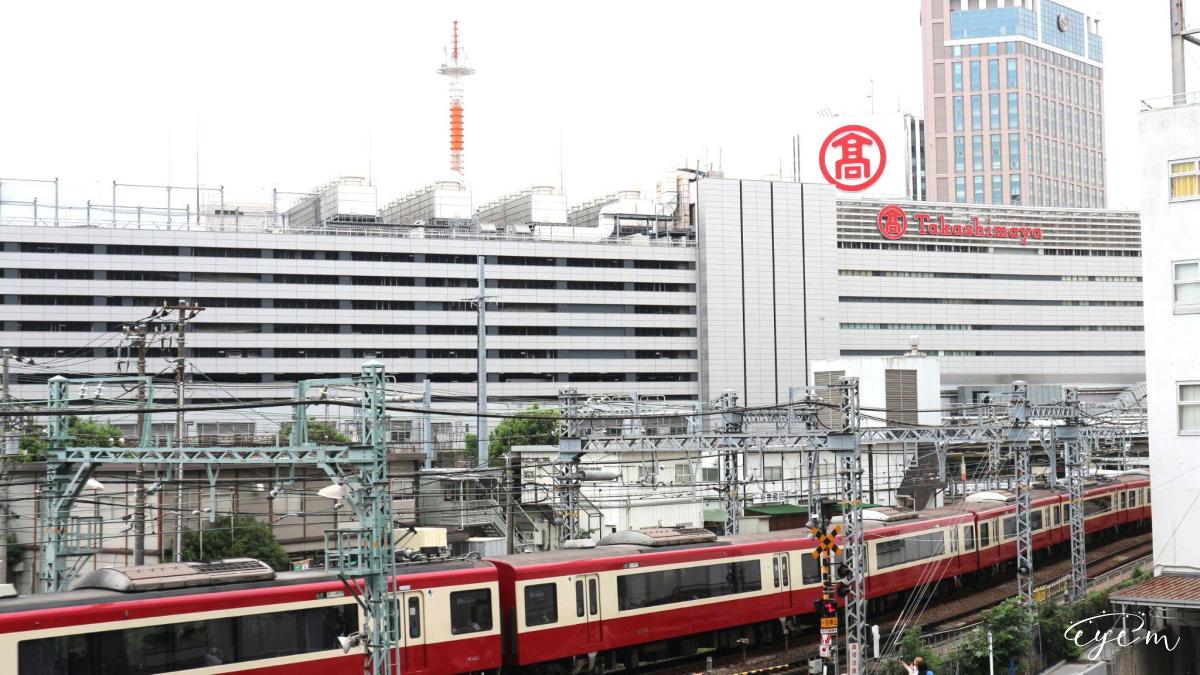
[1139,99,1200,576]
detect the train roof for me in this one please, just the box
[0,558,492,615]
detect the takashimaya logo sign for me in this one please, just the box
[875,204,1044,245]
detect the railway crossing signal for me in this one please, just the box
[810,524,841,558]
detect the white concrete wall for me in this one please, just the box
[1141,102,1200,574]
[811,355,943,427]
[697,178,841,406]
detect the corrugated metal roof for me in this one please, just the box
[1110,574,1200,609]
[745,504,809,516]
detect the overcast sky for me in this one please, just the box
[0,1,1179,211]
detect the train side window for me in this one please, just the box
[240,610,301,661]
[1031,511,1044,531]
[1002,516,1016,539]
[524,583,558,627]
[575,580,585,617]
[450,589,493,634]
[1147,489,1152,504]
[980,522,991,547]
[588,578,598,616]
[773,557,780,587]
[1119,492,1127,509]
[408,597,422,638]
[801,554,821,585]
[781,555,790,586]
[949,529,958,554]
[964,525,975,551]
[19,605,356,674]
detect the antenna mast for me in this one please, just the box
[438,20,476,177]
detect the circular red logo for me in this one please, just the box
[818,124,887,192]
[876,204,908,240]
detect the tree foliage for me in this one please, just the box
[951,598,1035,673]
[16,417,126,462]
[179,514,290,571]
[478,406,559,465]
[278,421,350,445]
[883,627,942,674]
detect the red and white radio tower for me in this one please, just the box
[437,21,475,177]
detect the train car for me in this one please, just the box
[858,507,975,599]
[489,527,821,674]
[0,558,502,675]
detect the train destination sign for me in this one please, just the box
[877,204,1044,245]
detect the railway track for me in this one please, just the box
[635,529,1152,675]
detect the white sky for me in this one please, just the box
[0,1,1178,211]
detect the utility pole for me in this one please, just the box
[470,257,493,467]
[504,453,515,554]
[125,324,150,565]
[167,301,204,562]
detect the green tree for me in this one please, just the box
[480,406,559,465]
[883,627,942,674]
[178,514,291,571]
[951,598,1035,673]
[16,417,125,462]
[278,421,351,445]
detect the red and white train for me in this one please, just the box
[0,472,1148,674]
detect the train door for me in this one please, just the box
[402,591,428,672]
[578,574,603,645]
[773,553,793,609]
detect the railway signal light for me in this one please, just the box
[814,598,838,618]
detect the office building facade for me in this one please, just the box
[921,0,1106,207]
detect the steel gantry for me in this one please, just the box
[37,362,401,675]
[826,378,866,675]
[1008,381,1036,606]
[1058,388,1088,602]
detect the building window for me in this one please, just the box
[1170,159,1200,200]
[1007,93,1019,128]
[989,93,1001,129]
[973,176,985,203]
[954,96,964,132]
[1010,134,1021,170]
[991,175,1003,204]
[970,60,981,91]
[988,59,999,89]
[955,177,966,203]
[763,466,783,481]
[954,136,966,172]
[1180,383,1200,434]
[1007,58,1018,87]
[674,463,693,484]
[972,136,983,171]
[1010,174,1021,205]
[990,134,1002,170]
[1175,261,1200,313]
[971,95,982,131]
[952,62,963,92]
